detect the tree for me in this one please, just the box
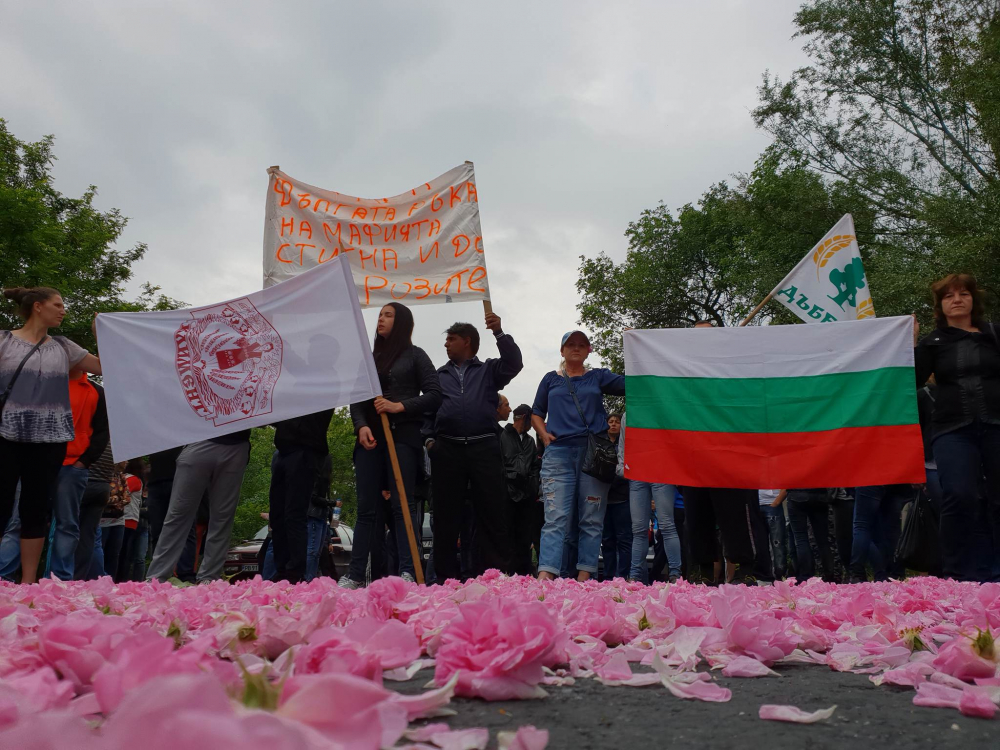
[753,0,1000,305]
[231,408,360,543]
[577,153,887,369]
[0,119,182,349]
[577,185,748,372]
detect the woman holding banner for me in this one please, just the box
[532,330,625,581]
[0,287,102,584]
[915,274,1000,582]
[340,303,441,588]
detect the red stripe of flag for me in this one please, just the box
[624,424,926,489]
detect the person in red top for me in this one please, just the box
[48,371,109,580]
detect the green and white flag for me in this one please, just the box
[771,214,875,323]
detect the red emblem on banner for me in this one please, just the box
[174,299,283,426]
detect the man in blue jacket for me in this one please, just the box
[426,311,522,579]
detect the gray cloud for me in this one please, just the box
[1,0,809,412]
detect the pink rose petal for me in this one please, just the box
[498,725,550,750]
[662,676,732,702]
[428,727,490,750]
[721,655,780,678]
[404,723,452,742]
[759,704,837,723]
[913,682,962,710]
[958,687,997,719]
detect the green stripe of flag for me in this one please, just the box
[625,366,917,435]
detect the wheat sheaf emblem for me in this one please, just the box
[812,235,856,280]
[856,298,875,319]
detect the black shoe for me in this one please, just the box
[686,565,718,586]
[730,570,758,586]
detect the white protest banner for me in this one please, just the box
[770,214,876,323]
[97,256,380,460]
[263,163,491,307]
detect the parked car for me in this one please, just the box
[224,522,354,581]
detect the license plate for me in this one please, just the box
[243,564,259,572]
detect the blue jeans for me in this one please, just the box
[629,481,681,582]
[263,538,276,581]
[0,488,21,580]
[45,465,89,581]
[538,444,610,576]
[761,505,787,579]
[601,500,632,579]
[850,485,909,580]
[933,423,1000,581]
[305,516,329,581]
[89,526,104,579]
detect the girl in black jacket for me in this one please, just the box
[340,303,441,588]
[915,274,1000,581]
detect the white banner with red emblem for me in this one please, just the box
[262,163,491,307]
[97,256,381,460]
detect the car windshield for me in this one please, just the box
[253,525,268,540]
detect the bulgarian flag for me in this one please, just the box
[622,316,925,489]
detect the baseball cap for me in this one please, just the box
[560,330,591,348]
[513,403,532,418]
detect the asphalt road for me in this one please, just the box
[392,665,1000,749]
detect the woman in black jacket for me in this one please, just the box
[340,303,441,588]
[915,273,1000,581]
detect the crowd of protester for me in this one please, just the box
[0,271,997,586]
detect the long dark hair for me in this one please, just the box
[373,302,414,378]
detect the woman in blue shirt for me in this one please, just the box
[531,330,625,581]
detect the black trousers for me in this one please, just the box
[268,447,323,584]
[674,506,690,578]
[510,498,542,576]
[680,486,758,567]
[146,479,174,557]
[0,438,66,539]
[74,481,110,580]
[431,436,512,580]
[349,440,419,582]
[831,495,854,575]
[787,498,837,580]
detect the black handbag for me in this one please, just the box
[563,373,617,484]
[0,335,46,423]
[895,489,941,574]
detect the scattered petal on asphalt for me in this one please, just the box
[759,704,837,723]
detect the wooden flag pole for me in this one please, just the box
[739,291,775,327]
[380,413,425,584]
[462,160,492,318]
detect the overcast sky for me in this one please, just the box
[1,0,810,414]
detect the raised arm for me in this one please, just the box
[485,312,523,388]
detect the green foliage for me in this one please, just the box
[230,427,276,543]
[579,0,1000,364]
[231,408,359,543]
[753,0,999,305]
[578,153,900,366]
[0,119,183,350]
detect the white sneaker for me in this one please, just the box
[400,572,416,584]
[337,576,361,590]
